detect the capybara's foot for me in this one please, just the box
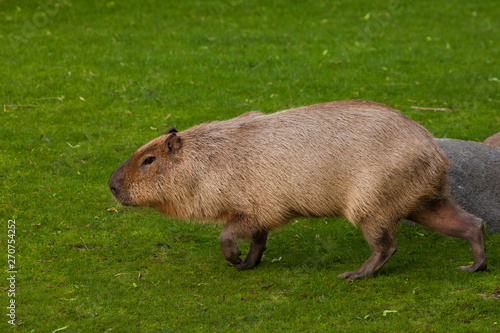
[224,250,242,266]
[235,260,256,271]
[337,269,373,280]
[226,257,243,267]
[233,230,268,270]
[235,246,267,271]
[458,261,487,272]
[220,238,242,266]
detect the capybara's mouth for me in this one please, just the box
[113,196,136,207]
[109,186,136,206]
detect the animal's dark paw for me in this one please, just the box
[235,260,257,271]
[226,257,243,267]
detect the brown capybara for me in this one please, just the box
[483,132,500,147]
[109,100,487,279]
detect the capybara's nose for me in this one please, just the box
[108,172,121,197]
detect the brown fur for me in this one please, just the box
[109,100,487,279]
[483,132,500,147]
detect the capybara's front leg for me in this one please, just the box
[237,230,269,271]
[220,224,242,266]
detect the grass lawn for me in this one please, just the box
[1,0,499,331]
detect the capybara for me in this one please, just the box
[109,100,487,279]
[483,132,500,147]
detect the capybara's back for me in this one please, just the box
[173,101,447,227]
[109,100,487,279]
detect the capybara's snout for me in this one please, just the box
[108,168,124,202]
[108,175,120,198]
[109,159,134,206]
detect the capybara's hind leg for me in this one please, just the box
[408,197,487,272]
[237,230,269,271]
[338,220,398,280]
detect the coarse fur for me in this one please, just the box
[109,100,487,279]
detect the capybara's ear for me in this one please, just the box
[166,133,182,153]
[166,127,178,135]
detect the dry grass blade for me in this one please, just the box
[410,106,455,112]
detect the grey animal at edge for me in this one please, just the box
[438,138,500,233]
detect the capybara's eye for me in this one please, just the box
[142,156,156,166]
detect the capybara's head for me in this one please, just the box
[109,127,182,207]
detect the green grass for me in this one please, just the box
[1,0,499,331]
